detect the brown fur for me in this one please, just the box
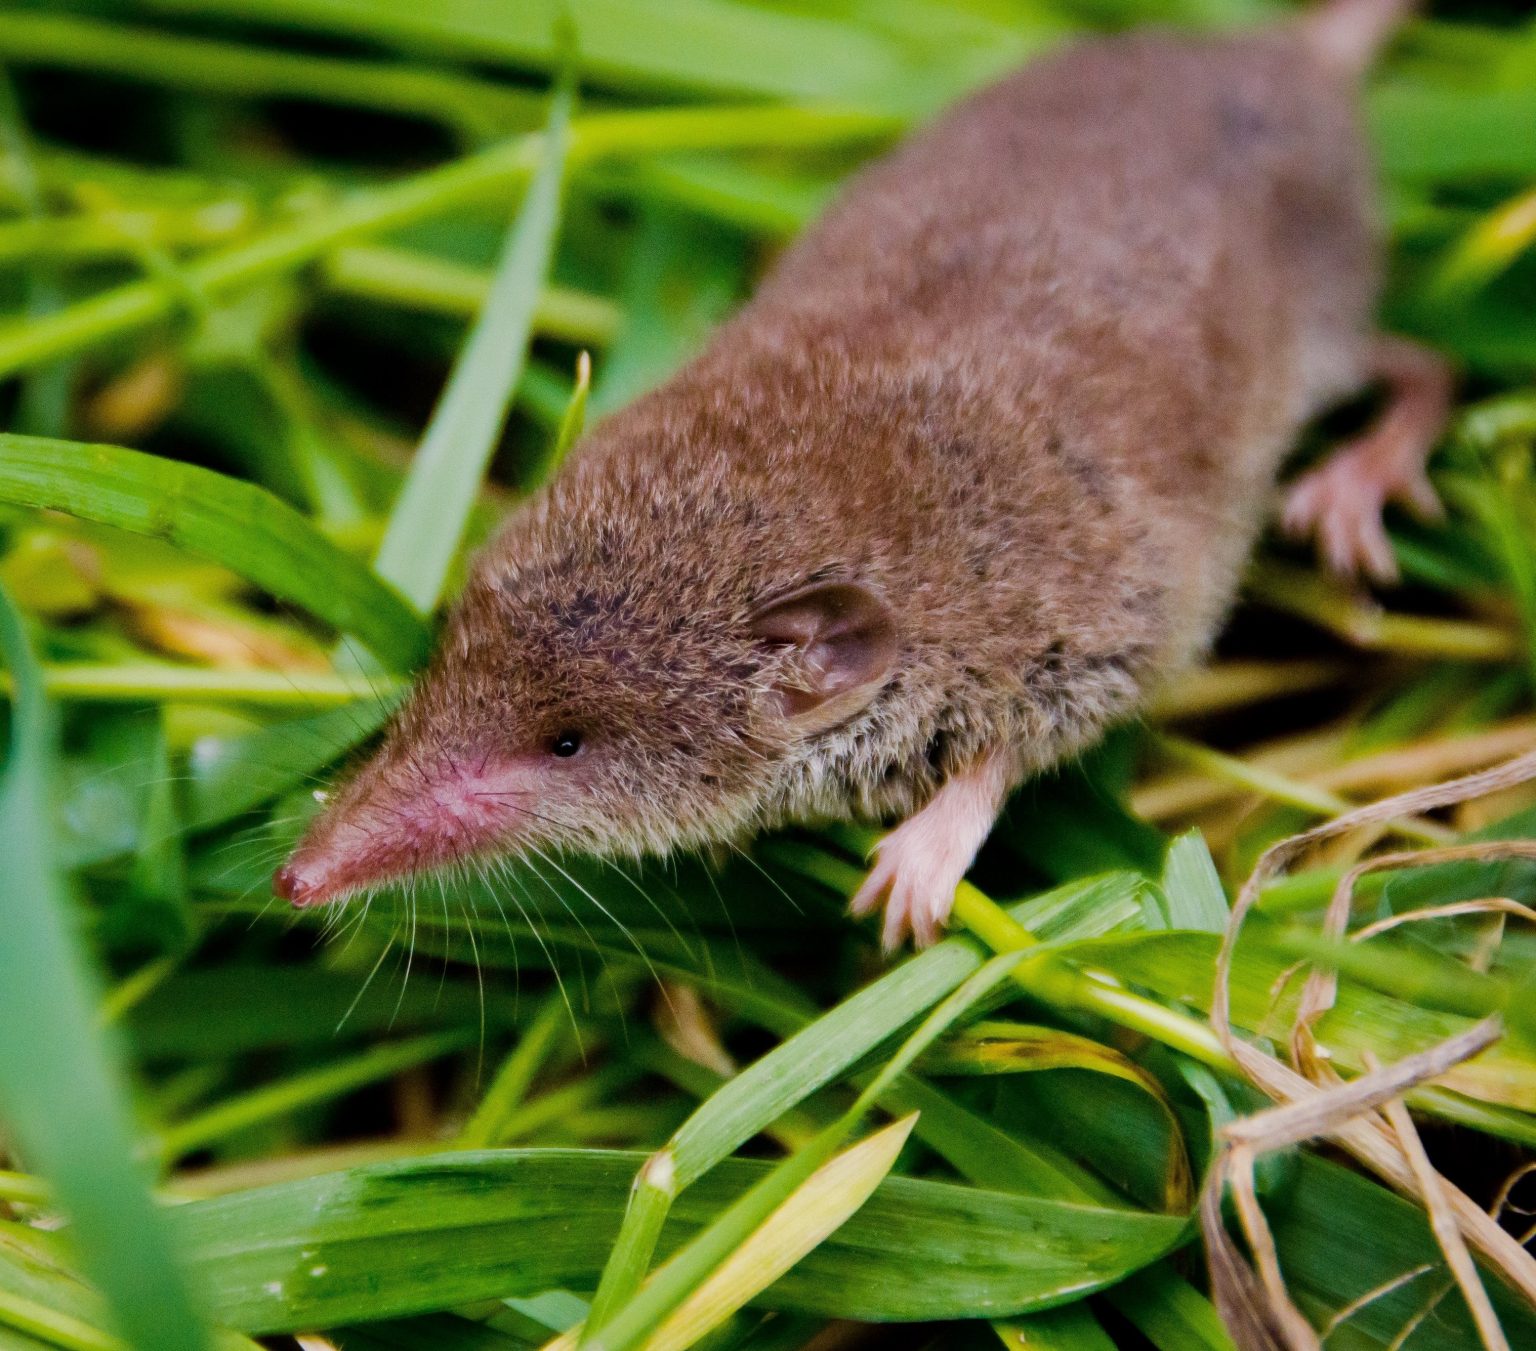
[281,16,1392,904]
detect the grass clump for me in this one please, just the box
[2,3,1536,1351]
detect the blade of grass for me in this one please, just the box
[991,1305,1116,1351]
[0,1287,124,1351]
[1245,563,1517,662]
[1060,928,1536,1112]
[323,246,620,345]
[154,1030,472,1166]
[0,583,213,1351]
[12,664,404,706]
[126,965,512,1061]
[0,1225,268,1351]
[580,950,1179,1351]
[0,71,70,438]
[0,435,430,669]
[1153,732,1451,845]
[140,0,1022,107]
[795,832,1236,1074]
[184,695,399,832]
[0,1172,51,1208]
[524,351,591,490]
[1272,1152,1536,1348]
[372,67,572,612]
[1370,80,1536,182]
[555,1117,916,1351]
[922,1020,1190,1212]
[0,10,537,139]
[171,1147,1184,1332]
[554,876,1143,1346]
[1106,1267,1239,1351]
[1428,185,1536,301]
[1158,829,1231,933]
[457,994,569,1148]
[0,105,897,381]
[575,938,998,1344]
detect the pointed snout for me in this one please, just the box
[272,751,537,908]
[272,817,419,909]
[271,846,361,909]
[272,862,325,907]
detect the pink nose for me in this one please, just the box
[272,864,316,906]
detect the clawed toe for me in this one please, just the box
[1280,337,1451,587]
[844,753,1012,955]
[849,850,959,952]
[849,861,893,920]
[1282,447,1424,585]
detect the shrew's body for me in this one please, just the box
[278,1,1450,949]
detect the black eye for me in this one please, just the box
[550,731,583,759]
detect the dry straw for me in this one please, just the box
[1205,747,1536,1348]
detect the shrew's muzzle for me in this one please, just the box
[272,753,533,906]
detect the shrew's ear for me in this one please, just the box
[748,580,897,733]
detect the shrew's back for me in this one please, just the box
[646,27,1381,676]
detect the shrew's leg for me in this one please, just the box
[849,751,1012,951]
[1282,336,1453,584]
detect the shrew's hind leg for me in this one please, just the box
[1282,336,1453,584]
[849,751,1012,952]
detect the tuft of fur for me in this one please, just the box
[284,22,1388,903]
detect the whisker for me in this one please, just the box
[496,857,581,1056]
[520,853,593,1048]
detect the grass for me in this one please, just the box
[0,2,1535,1350]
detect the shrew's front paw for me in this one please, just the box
[848,752,1013,953]
[849,832,963,952]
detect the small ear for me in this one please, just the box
[749,580,897,732]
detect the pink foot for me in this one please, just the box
[1282,441,1441,583]
[850,823,968,951]
[849,752,1012,952]
[1282,337,1451,585]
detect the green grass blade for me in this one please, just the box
[1062,929,1536,1113]
[587,951,1095,1351]
[0,434,430,670]
[457,994,569,1148]
[524,351,591,490]
[875,1075,1113,1204]
[993,1305,1116,1351]
[0,1223,267,1351]
[0,584,213,1351]
[323,246,620,345]
[579,1149,678,1346]
[16,665,402,707]
[184,697,398,832]
[564,1117,915,1351]
[171,1149,1184,1332]
[1371,81,1536,181]
[0,106,893,382]
[127,966,510,1061]
[662,928,986,1188]
[154,1031,471,1165]
[0,10,536,138]
[372,72,572,612]
[1157,830,1230,933]
[1105,1268,1237,1351]
[1271,1153,1536,1348]
[138,0,1033,107]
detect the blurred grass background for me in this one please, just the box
[1,1,1536,1349]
